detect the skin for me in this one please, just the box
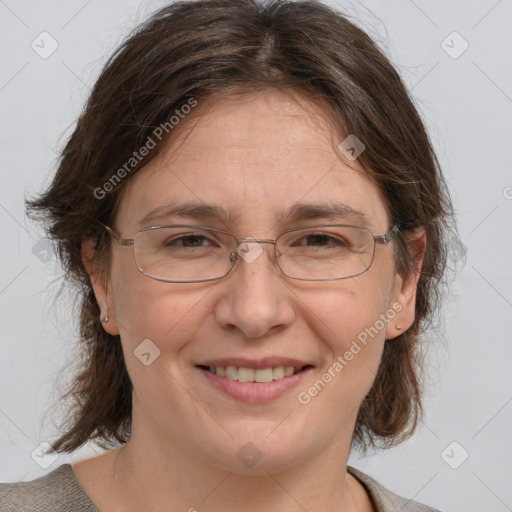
[75,90,424,512]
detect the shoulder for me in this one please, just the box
[0,464,97,512]
[347,466,442,512]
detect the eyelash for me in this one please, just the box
[165,232,347,248]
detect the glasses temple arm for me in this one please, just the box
[374,223,400,245]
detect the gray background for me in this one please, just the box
[1,1,511,510]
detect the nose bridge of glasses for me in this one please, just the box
[232,237,279,266]
[237,237,276,245]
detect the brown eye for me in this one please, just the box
[165,234,213,248]
[293,233,347,247]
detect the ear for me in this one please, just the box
[82,239,120,336]
[386,228,426,340]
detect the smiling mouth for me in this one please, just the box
[196,365,313,383]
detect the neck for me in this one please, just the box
[102,426,370,512]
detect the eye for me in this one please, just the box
[292,232,348,247]
[165,233,215,248]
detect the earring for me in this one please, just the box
[100,314,109,323]
[395,324,402,330]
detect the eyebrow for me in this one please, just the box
[138,200,370,227]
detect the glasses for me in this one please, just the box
[103,223,399,283]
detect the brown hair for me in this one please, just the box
[26,0,453,453]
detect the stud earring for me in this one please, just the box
[395,324,402,330]
[100,314,109,323]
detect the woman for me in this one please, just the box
[1,0,452,510]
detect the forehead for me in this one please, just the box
[116,90,390,233]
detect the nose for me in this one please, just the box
[213,240,295,339]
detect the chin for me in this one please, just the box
[194,425,317,476]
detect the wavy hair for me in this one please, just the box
[26,0,453,453]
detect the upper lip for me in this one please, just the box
[196,357,313,369]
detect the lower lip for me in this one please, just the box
[197,366,313,403]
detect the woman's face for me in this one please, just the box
[91,90,418,473]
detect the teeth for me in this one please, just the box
[255,368,273,383]
[225,366,237,380]
[272,366,284,379]
[208,365,300,382]
[237,367,254,382]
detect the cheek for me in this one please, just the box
[297,276,393,402]
[302,273,392,345]
[112,279,212,415]
[112,264,211,361]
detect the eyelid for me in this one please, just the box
[141,223,368,240]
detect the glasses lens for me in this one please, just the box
[133,226,236,282]
[276,225,375,280]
